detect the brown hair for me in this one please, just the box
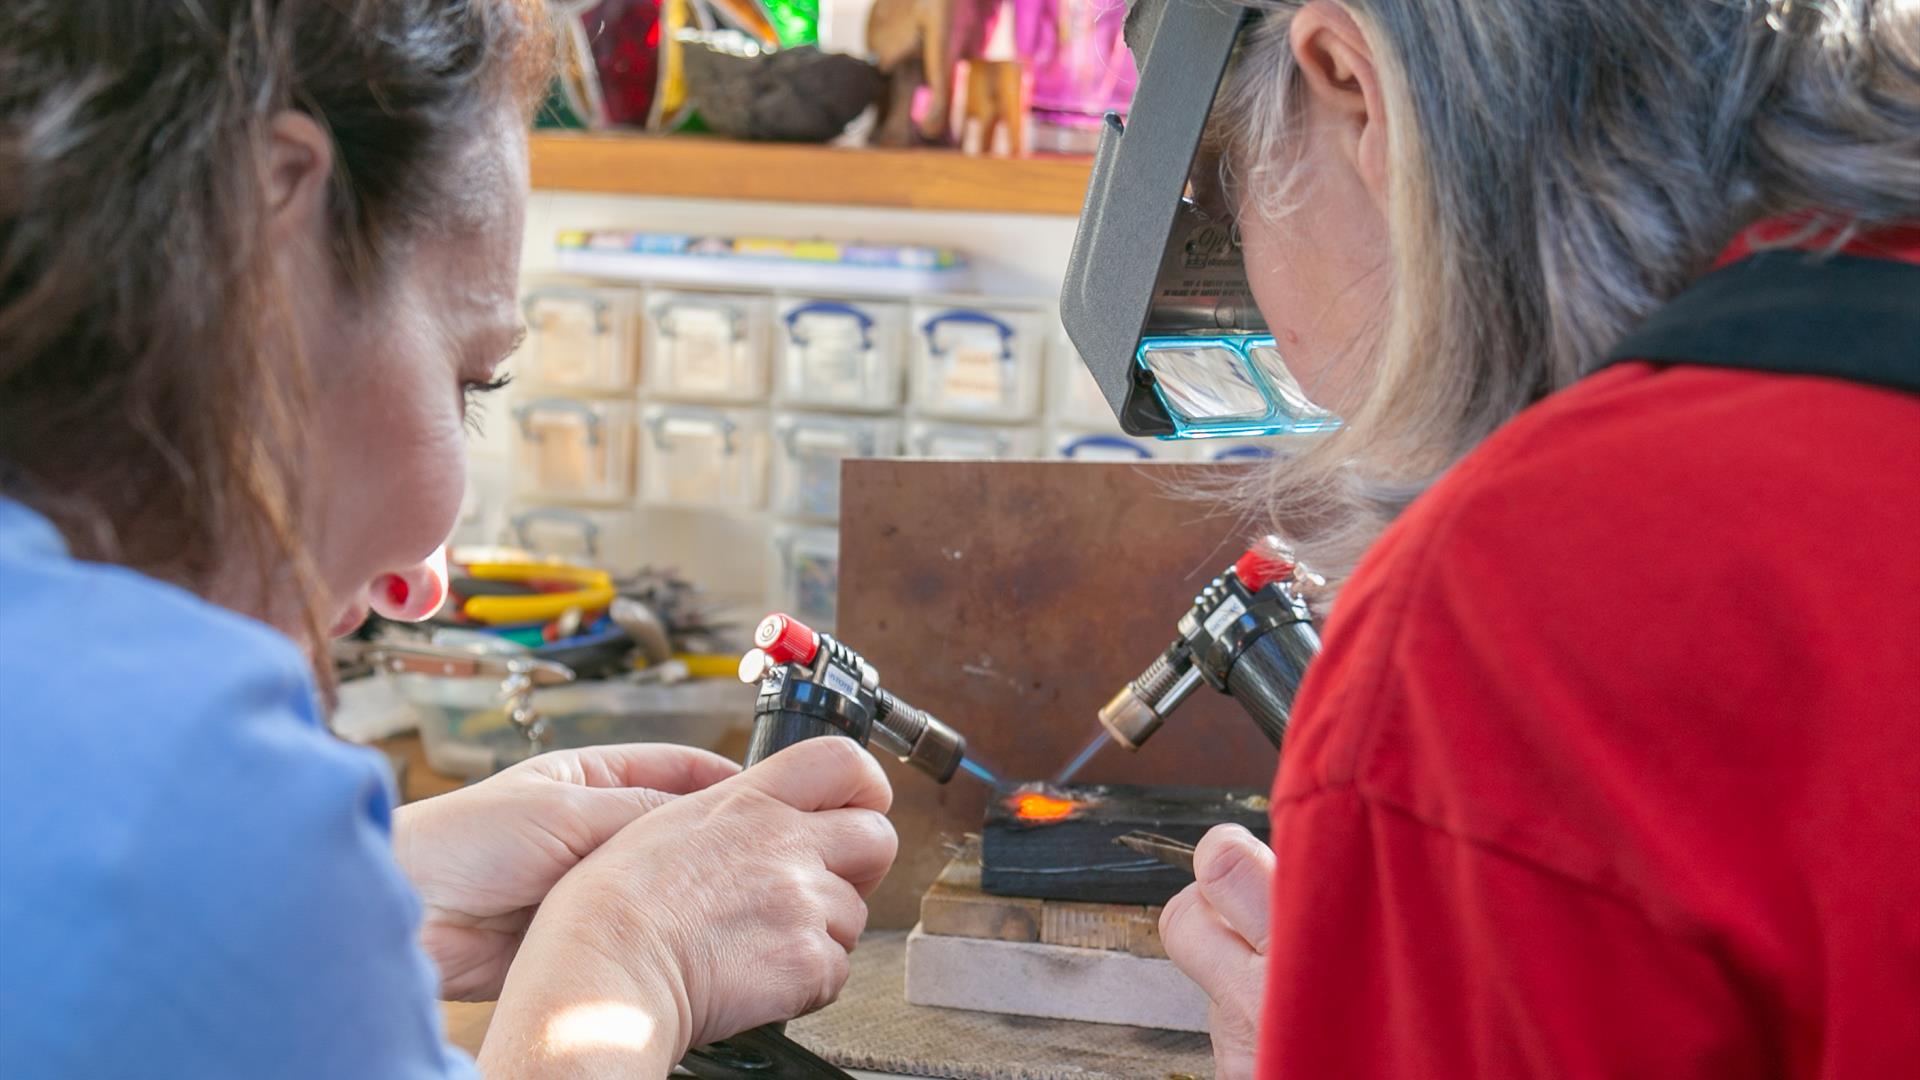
[0,1,552,670]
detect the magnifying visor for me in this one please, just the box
[1059,0,1338,439]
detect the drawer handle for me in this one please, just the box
[921,309,1015,361]
[1062,434,1152,460]
[522,286,612,335]
[513,398,604,444]
[785,301,876,351]
[648,411,739,454]
[510,507,602,557]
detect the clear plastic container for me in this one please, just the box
[909,303,1045,421]
[771,413,902,521]
[510,396,636,503]
[775,297,906,411]
[517,284,642,392]
[772,524,841,633]
[640,405,770,510]
[904,420,1043,460]
[644,289,771,402]
[1048,329,1118,428]
[1051,429,1171,462]
[399,674,748,779]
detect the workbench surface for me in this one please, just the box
[442,931,1213,1079]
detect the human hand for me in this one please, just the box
[1161,824,1274,1080]
[394,743,739,1001]
[478,737,897,1077]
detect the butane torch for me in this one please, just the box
[736,612,968,782]
[682,614,973,1080]
[1099,542,1321,752]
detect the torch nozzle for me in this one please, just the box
[872,688,966,783]
[1098,644,1203,751]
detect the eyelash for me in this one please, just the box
[462,373,513,435]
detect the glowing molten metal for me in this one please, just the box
[1012,792,1079,823]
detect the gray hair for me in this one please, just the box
[1216,0,1920,594]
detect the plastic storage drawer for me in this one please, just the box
[771,413,902,521]
[909,303,1045,421]
[644,289,771,403]
[510,395,636,503]
[775,297,906,411]
[517,283,642,392]
[640,405,770,510]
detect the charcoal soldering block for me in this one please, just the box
[980,783,1271,906]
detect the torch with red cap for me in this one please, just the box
[734,612,968,783]
[1094,538,1321,755]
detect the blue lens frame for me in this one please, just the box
[1137,335,1342,439]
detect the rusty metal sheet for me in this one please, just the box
[838,459,1282,929]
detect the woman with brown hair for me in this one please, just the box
[1151,0,1920,1076]
[0,2,895,1076]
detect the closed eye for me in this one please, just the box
[462,372,514,436]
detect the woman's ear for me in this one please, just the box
[264,111,334,240]
[1289,1,1389,208]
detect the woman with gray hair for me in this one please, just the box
[1152,0,1920,1076]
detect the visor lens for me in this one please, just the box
[1246,343,1329,419]
[1137,336,1340,438]
[1141,344,1271,423]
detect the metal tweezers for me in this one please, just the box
[1114,830,1197,876]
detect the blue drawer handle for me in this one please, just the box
[785,301,876,350]
[921,309,1015,361]
[1062,434,1152,460]
[1210,445,1276,462]
[510,507,602,556]
[513,398,603,445]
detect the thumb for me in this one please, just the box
[1193,824,1275,954]
[737,737,893,814]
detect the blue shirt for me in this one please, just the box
[0,498,473,1077]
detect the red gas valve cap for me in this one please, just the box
[1233,546,1296,592]
[755,613,821,666]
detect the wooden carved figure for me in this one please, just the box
[867,0,1003,146]
[957,58,1031,157]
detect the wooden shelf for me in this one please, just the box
[528,131,1092,216]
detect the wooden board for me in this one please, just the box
[981,784,1268,905]
[920,841,1166,958]
[838,460,1283,929]
[529,132,1093,215]
[905,929,1210,1034]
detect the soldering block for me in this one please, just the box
[981,783,1270,906]
[921,839,1167,958]
[904,925,1210,1033]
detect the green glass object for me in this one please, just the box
[534,79,589,129]
[760,0,818,46]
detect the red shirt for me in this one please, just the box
[1259,228,1920,1077]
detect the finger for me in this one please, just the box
[818,874,870,953]
[564,786,681,854]
[554,743,742,794]
[814,808,899,897]
[807,929,854,1016]
[1193,824,1275,954]
[1160,885,1262,1004]
[739,738,893,814]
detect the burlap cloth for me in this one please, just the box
[787,932,1214,1080]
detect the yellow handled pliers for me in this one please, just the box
[459,561,616,625]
